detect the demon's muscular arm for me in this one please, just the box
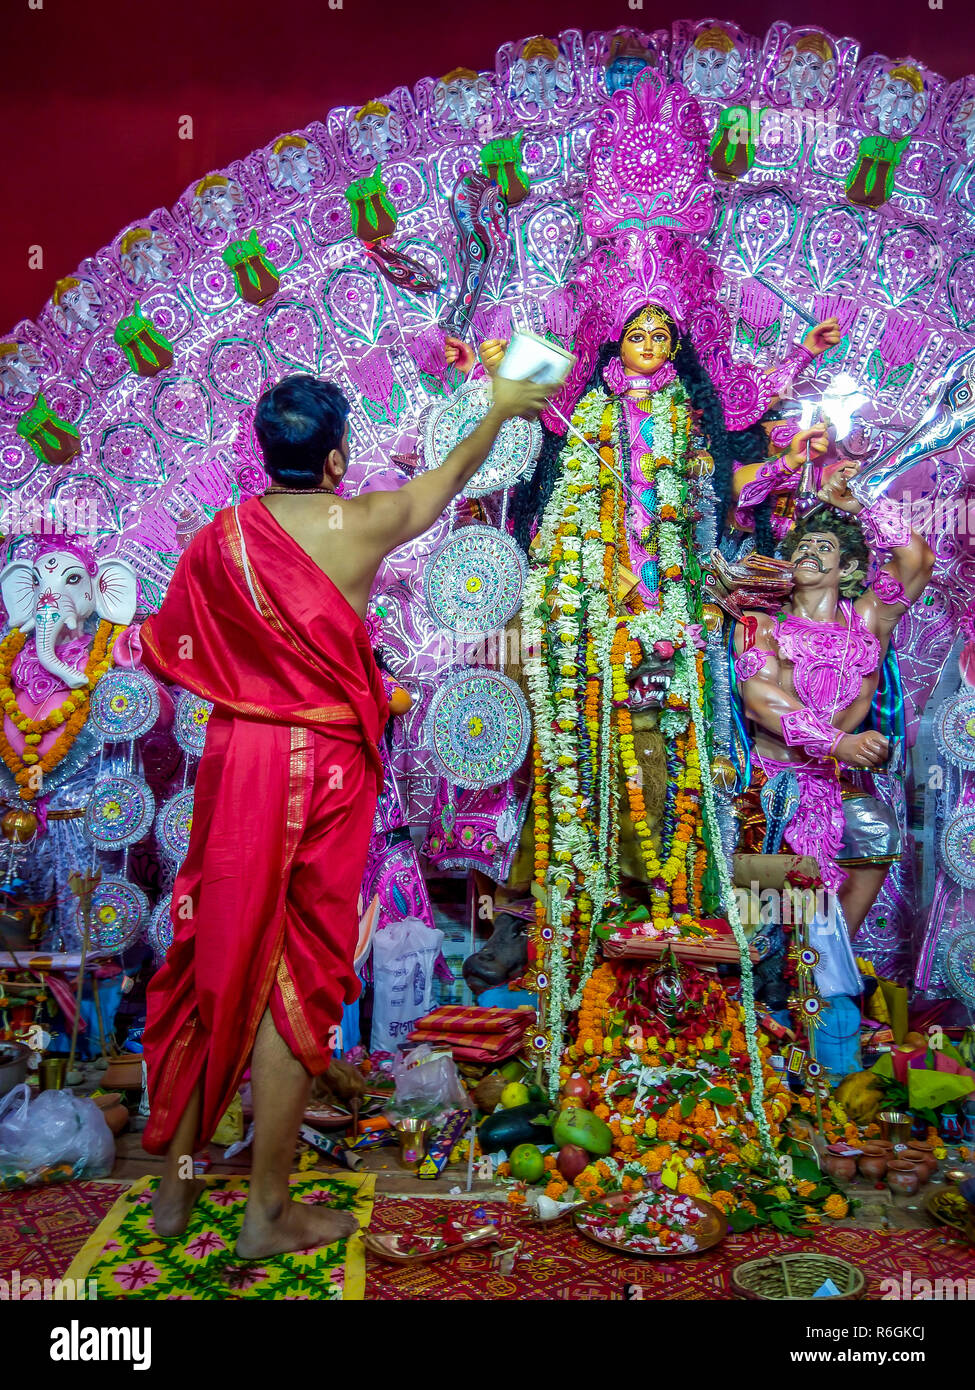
[732,614,890,769]
[817,473,935,637]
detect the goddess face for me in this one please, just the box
[619,307,675,377]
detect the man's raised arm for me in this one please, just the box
[350,376,553,552]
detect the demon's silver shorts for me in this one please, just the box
[837,791,901,867]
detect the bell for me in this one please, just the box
[710,756,738,793]
[2,809,38,843]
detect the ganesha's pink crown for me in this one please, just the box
[26,535,99,576]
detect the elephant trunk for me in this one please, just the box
[32,604,88,690]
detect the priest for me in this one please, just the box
[140,370,551,1257]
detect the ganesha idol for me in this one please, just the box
[0,538,160,947]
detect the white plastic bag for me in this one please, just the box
[0,1084,115,1180]
[371,917,443,1054]
[810,902,862,1000]
[391,1044,468,1116]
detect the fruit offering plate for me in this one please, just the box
[575,1191,728,1258]
[925,1188,974,1242]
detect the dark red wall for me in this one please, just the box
[3,0,974,328]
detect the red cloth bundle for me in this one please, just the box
[407,1006,536,1063]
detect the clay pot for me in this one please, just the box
[92,1091,130,1136]
[857,1149,888,1182]
[887,1160,920,1197]
[823,1150,857,1182]
[902,1146,936,1182]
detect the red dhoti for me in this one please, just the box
[139,498,387,1155]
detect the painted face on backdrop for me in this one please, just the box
[863,67,927,137]
[949,95,975,156]
[192,178,243,233]
[121,230,176,286]
[682,33,743,99]
[605,55,650,95]
[778,41,836,107]
[270,139,317,193]
[52,280,101,335]
[435,70,492,129]
[0,344,41,398]
[353,106,397,162]
[619,307,675,377]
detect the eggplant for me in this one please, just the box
[478,1101,552,1152]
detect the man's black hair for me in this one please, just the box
[254,374,350,489]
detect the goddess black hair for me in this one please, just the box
[254,374,350,489]
[511,319,769,550]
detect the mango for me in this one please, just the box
[552,1106,613,1157]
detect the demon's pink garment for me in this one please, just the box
[773,601,881,713]
[745,601,883,893]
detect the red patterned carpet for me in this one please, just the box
[3,1183,973,1300]
[0,1182,129,1290]
[363,1198,975,1300]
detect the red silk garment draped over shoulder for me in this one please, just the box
[139,497,388,1155]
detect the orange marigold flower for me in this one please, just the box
[709,1190,736,1212]
[823,1194,848,1220]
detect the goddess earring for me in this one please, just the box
[670,339,681,360]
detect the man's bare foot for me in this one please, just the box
[152,1178,207,1238]
[235,1199,359,1260]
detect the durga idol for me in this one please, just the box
[469,223,834,1069]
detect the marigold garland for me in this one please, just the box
[0,621,121,800]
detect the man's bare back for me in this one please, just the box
[260,374,551,618]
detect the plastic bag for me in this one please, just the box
[390,1044,468,1118]
[810,902,862,1000]
[0,1084,115,1186]
[371,917,443,1055]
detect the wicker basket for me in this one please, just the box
[732,1254,865,1301]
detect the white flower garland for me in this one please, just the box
[686,650,774,1158]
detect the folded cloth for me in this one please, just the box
[409,1005,536,1037]
[407,1005,536,1063]
[407,1036,527,1064]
